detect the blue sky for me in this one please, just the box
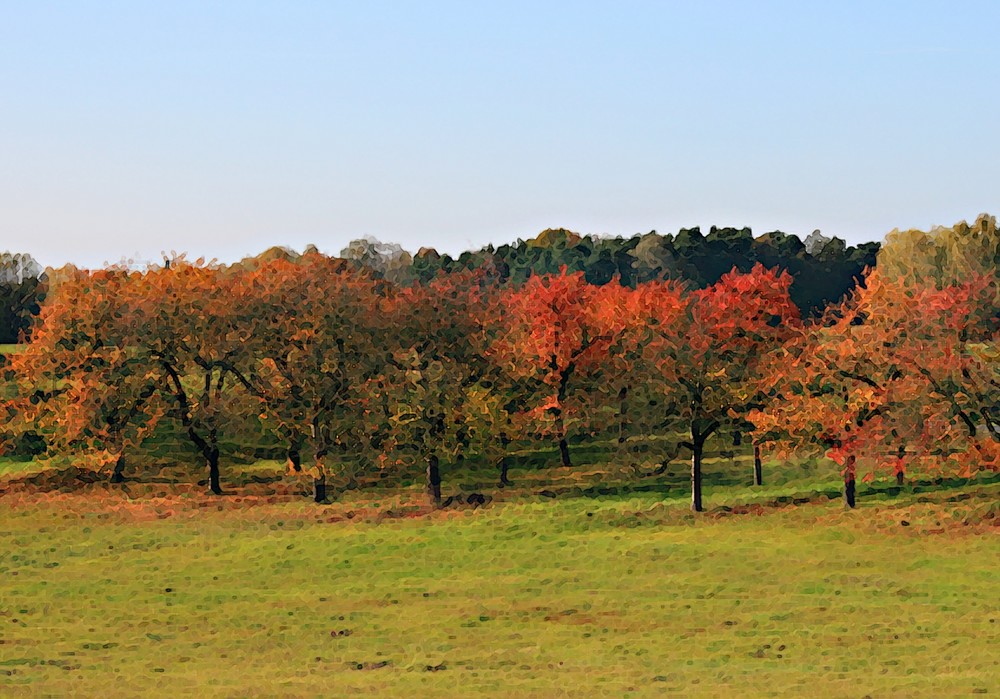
[1,1,997,268]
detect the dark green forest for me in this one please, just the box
[2,225,877,344]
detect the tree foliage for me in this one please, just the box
[489,268,632,468]
[0,252,46,344]
[633,265,801,510]
[5,214,998,515]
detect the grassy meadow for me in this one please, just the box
[1,444,998,697]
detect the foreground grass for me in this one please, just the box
[1,465,998,697]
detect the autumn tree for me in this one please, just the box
[380,272,503,506]
[490,269,632,468]
[116,261,262,494]
[635,265,801,511]
[245,253,385,502]
[5,267,163,480]
[879,214,998,288]
[752,269,1000,507]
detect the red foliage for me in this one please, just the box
[489,269,634,464]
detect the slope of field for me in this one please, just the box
[0,454,998,697]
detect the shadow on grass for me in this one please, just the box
[861,471,1000,500]
[4,432,1000,516]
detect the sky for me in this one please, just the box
[1,1,998,269]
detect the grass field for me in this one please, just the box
[1,448,998,697]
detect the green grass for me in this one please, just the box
[0,448,998,696]
[0,457,53,480]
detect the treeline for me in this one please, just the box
[1,216,996,513]
[0,225,876,344]
[1,224,875,344]
[0,252,46,344]
[341,225,879,316]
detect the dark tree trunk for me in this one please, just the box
[207,447,222,495]
[498,431,512,487]
[552,402,571,466]
[895,470,904,486]
[844,473,856,509]
[558,438,571,467]
[753,444,763,486]
[617,385,629,444]
[314,474,327,503]
[499,456,512,487]
[180,419,222,495]
[426,454,442,507]
[553,363,575,466]
[313,437,331,504]
[110,454,126,483]
[691,438,704,513]
[287,444,302,473]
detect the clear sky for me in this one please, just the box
[1,1,997,269]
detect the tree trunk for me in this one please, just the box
[844,472,856,509]
[554,365,575,466]
[314,473,327,503]
[110,453,126,483]
[617,385,628,444]
[426,454,442,507]
[287,444,302,473]
[313,447,330,503]
[499,455,512,487]
[498,431,512,487]
[558,438,571,467]
[207,447,222,495]
[753,444,763,486]
[894,446,905,486]
[553,402,571,466]
[691,438,704,513]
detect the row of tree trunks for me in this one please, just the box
[109,428,865,513]
[693,439,867,511]
[104,443,219,493]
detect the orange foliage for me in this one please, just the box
[752,269,1000,481]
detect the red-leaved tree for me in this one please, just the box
[490,269,633,467]
[636,265,801,511]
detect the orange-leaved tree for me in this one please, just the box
[752,269,1000,507]
[5,266,164,480]
[636,265,801,511]
[245,252,386,502]
[122,260,262,494]
[489,268,632,467]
